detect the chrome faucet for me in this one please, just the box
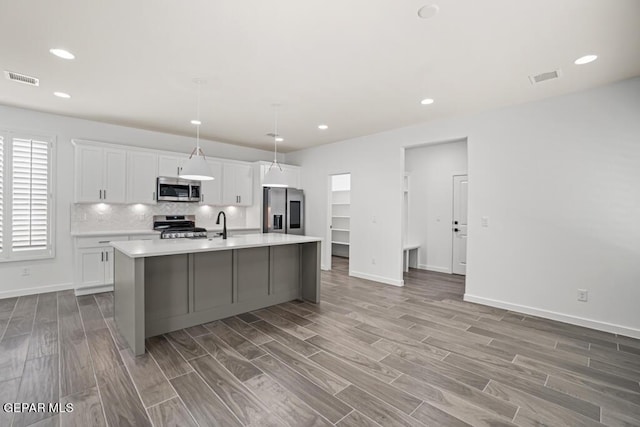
[216,211,227,239]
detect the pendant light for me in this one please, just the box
[262,105,288,187]
[179,79,214,181]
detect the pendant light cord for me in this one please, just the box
[196,82,202,155]
[271,105,283,171]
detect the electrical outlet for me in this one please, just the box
[577,289,588,302]
[21,268,30,276]
[481,216,489,227]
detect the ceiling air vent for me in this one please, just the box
[529,69,561,85]
[4,70,40,86]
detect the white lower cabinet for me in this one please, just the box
[74,235,128,295]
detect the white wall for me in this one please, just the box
[0,104,277,297]
[287,77,640,337]
[405,140,468,273]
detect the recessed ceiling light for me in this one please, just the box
[275,137,284,142]
[318,124,329,130]
[574,54,598,65]
[417,4,440,19]
[49,48,75,60]
[190,119,202,125]
[53,92,71,99]
[420,98,434,105]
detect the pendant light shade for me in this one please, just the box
[262,105,289,188]
[263,165,288,187]
[179,80,214,181]
[180,148,214,181]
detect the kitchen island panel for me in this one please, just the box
[114,251,145,357]
[145,255,190,322]
[235,247,269,303]
[271,244,300,295]
[193,251,233,312]
[301,242,321,303]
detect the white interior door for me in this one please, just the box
[452,175,468,275]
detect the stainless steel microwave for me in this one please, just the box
[156,177,201,202]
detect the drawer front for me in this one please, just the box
[75,235,129,248]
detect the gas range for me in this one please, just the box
[153,215,208,239]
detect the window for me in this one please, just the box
[0,131,54,261]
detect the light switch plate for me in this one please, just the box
[577,289,588,302]
[481,216,489,227]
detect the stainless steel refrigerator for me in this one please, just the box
[263,187,304,235]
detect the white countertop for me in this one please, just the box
[71,226,260,237]
[111,233,322,258]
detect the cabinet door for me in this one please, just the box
[235,163,253,206]
[221,163,238,205]
[75,145,104,203]
[200,160,222,205]
[77,248,105,287]
[127,151,158,203]
[158,155,186,178]
[104,248,114,285]
[103,148,127,203]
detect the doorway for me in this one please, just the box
[329,173,351,270]
[403,139,468,282]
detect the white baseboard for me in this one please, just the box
[418,264,451,274]
[0,282,74,299]
[350,270,404,287]
[464,294,640,340]
[74,284,114,296]
[321,264,330,271]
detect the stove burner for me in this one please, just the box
[154,215,208,239]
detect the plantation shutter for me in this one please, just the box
[11,137,50,253]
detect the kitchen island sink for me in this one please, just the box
[111,234,322,355]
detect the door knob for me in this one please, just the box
[454,220,458,225]
[453,228,459,232]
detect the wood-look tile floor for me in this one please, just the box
[1,256,640,426]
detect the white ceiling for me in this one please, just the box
[1,0,639,152]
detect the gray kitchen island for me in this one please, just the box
[111,234,322,355]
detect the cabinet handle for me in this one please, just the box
[101,252,104,262]
[99,189,102,199]
[105,252,109,262]
[104,189,107,199]
[98,240,109,244]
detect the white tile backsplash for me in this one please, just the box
[71,203,249,233]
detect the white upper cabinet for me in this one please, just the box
[74,142,126,203]
[200,160,222,205]
[73,140,266,208]
[222,162,253,206]
[103,149,127,202]
[127,151,158,204]
[158,154,187,178]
